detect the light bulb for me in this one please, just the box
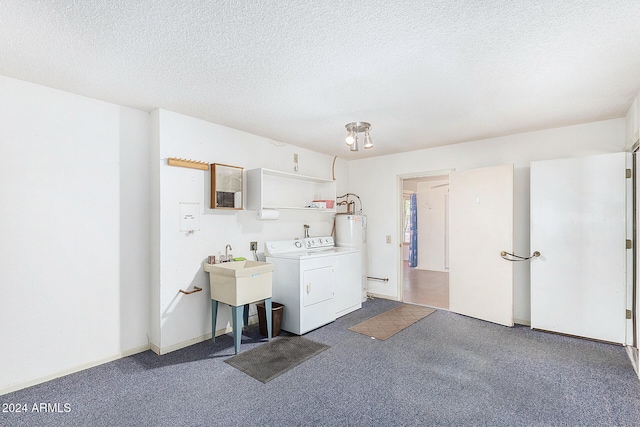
[364,131,373,149]
[345,130,355,146]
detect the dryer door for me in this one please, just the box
[303,266,334,307]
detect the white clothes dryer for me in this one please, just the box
[265,236,361,335]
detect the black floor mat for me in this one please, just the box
[224,336,330,383]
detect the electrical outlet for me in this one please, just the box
[386,235,391,244]
[250,241,258,251]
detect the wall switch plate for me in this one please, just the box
[250,241,258,251]
[386,235,391,244]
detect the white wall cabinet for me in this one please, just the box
[246,168,336,212]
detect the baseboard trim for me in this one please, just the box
[366,292,400,301]
[152,333,213,355]
[151,316,259,355]
[0,344,150,396]
[413,266,449,273]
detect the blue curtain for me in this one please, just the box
[409,193,418,267]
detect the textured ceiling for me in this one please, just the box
[2,1,640,160]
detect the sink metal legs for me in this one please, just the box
[264,298,272,343]
[211,299,218,342]
[230,305,246,354]
[211,298,272,354]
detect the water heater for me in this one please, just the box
[335,214,368,301]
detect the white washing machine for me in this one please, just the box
[265,236,361,335]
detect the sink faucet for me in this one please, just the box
[304,224,310,238]
[225,244,232,261]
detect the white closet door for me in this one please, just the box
[530,153,628,343]
[449,164,514,327]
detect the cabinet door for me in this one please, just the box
[303,266,334,307]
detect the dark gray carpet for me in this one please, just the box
[2,298,640,426]
[225,336,329,383]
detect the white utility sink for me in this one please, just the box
[203,260,274,306]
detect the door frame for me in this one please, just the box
[629,145,640,377]
[397,169,454,302]
[627,151,635,347]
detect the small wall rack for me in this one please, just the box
[168,158,209,171]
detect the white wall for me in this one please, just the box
[119,107,152,351]
[625,93,639,149]
[151,109,348,353]
[349,119,625,324]
[0,76,151,393]
[416,179,449,271]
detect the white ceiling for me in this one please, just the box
[2,1,640,160]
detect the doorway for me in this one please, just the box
[399,164,515,328]
[401,174,450,309]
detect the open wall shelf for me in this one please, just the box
[246,168,336,212]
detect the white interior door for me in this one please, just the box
[449,164,514,327]
[530,153,628,343]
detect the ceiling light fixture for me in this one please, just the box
[344,122,373,151]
